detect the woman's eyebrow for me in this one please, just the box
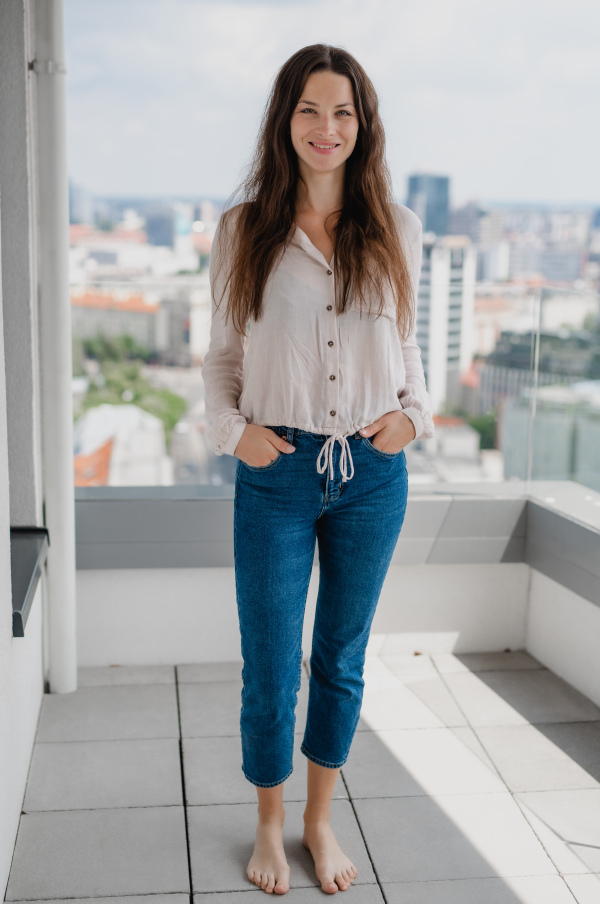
[297,99,356,108]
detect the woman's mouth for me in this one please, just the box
[308,142,340,154]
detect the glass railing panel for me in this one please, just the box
[526,286,600,491]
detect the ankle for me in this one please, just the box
[303,812,330,830]
[257,805,285,827]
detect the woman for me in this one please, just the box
[202,44,434,896]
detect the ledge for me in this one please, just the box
[10,526,50,637]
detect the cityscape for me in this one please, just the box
[69,175,600,489]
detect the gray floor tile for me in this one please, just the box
[517,790,600,873]
[535,722,600,783]
[195,888,384,901]
[475,725,600,792]
[401,675,468,727]
[78,665,175,686]
[516,797,595,876]
[383,875,577,903]
[24,739,183,810]
[14,898,188,904]
[449,725,501,773]
[36,685,179,742]
[380,653,438,677]
[433,651,544,673]
[442,670,600,727]
[4,807,189,900]
[179,680,309,738]
[188,799,375,893]
[177,661,244,683]
[343,728,504,799]
[183,734,347,805]
[354,793,555,883]
[564,874,600,903]
[357,674,444,731]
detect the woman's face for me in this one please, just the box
[290,70,359,176]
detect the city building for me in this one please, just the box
[406,173,450,236]
[68,179,94,225]
[415,234,476,412]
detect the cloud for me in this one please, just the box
[64,0,600,204]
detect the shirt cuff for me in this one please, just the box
[219,419,247,457]
[400,407,424,441]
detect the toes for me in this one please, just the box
[265,872,276,893]
[274,880,289,895]
[322,878,338,894]
[335,872,349,890]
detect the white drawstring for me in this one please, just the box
[316,433,355,482]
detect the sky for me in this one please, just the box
[64,0,600,207]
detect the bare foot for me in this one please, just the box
[247,811,291,895]
[302,820,358,893]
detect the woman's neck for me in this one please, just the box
[295,160,345,217]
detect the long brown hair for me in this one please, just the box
[215,43,416,340]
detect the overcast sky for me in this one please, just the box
[64,0,600,207]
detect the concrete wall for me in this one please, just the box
[76,563,530,667]
[0,1,45,896]
[527,570,600,709]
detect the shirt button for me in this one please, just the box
[330,410,336,416]
[328,340,334,347]
[329,374,336,380]
[326,304,332,311]
[327,270,332,275]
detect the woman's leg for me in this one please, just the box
[301,437,409,892]
[234,432,320,893]
[247,783,290,894]
[302,760,358,894]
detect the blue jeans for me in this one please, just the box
[233,424,409,787]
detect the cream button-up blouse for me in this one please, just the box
[201,202,434,482]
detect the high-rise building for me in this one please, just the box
[406,173,450,236]
[415,234,476,412]
[69,179,94,225]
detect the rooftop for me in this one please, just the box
[6,650,600,902]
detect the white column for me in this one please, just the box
[34,0,77,693]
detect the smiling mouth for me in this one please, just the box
[309,142,339,149]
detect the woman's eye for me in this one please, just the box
[336,110,351,116]
[300,107,315,114]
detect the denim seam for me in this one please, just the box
[242,764,294,788]
[300,742,348,770]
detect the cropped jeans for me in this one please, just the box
[233,424,409,787]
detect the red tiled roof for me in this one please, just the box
[71,291,159,314]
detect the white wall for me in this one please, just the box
[76,563,530,666]
[526,569,600,709]
[0,1,46,894]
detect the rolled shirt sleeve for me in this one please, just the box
[201,217,248,457]
[394,206,435,441]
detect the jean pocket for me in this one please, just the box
[361,436,404,460]
[240,451,282,471]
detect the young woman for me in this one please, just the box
[202,44,434,896]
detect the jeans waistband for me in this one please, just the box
[269,426,358,482]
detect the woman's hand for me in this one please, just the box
[234,424,296,467]
[359,410,416,453]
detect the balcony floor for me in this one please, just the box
[5,651,600,903]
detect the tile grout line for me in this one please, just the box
[339,768,389,904]
[174,665,194,904]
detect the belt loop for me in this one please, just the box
[286,426,294,445]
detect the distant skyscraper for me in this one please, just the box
[69,179,94,225]
[406,173,450,236]
[146,208,175,247]
[415,234,476,412]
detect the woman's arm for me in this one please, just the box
[201,215,248,457]
[394,204,435,440]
